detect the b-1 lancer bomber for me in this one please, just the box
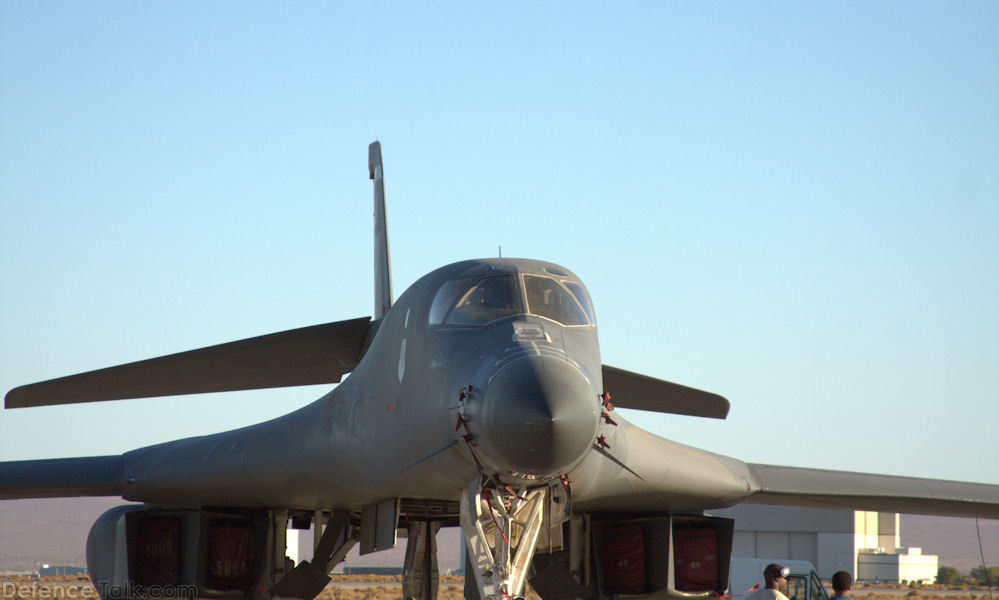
[3,142,998,600]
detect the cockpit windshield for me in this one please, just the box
[523,275,589,326]
[438,272,594,327]
[446,275,521,325]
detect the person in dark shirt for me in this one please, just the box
[831,571,853,600]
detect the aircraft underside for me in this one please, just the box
[80,484,742,600]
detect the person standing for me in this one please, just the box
[744,563,791,600]
[830,571,854,600]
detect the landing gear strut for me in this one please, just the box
[403,520,442,600]
[460,476,570,600]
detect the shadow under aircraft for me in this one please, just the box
[4,142,998,600]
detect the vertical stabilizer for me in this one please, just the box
[369,141,393,320]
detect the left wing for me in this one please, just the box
[743,463,999,519]
[602,364,729,419]
[573,417,999,519]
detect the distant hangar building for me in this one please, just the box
[39,564,87,577]
[707,505,938,584]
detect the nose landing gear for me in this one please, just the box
[460,475,571,600]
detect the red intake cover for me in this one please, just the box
[673,524,719,592]
[601,523,647,594]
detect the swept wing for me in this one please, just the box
[601,364,729,419]
[743,462,999,518]
[5,317,370,409]
[0,456,124,499]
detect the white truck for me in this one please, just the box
[728,558,831,600]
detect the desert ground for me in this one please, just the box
[2,575,996,600]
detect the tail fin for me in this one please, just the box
[369,141,393,320]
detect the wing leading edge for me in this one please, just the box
[0,456,124,499]
[5,317,371,409]
[601,364,729,419]
[743,463,999,519]
[571,420,999,520]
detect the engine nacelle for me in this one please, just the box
[529,513,734,600]
[86,505,271,600]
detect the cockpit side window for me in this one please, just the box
[523,275,589,326]
[563,281,596,325]
[429,279,471,325]
[445,275,522,325]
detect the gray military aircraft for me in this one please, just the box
[3,142,998,600]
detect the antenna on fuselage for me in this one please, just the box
[369,141,393,320]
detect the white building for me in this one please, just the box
[286,527,314,566]
[708,505,937,583]
[857,548,938,584]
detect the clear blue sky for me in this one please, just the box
[2,2,997,489]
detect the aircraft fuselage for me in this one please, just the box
[121,258,608,509]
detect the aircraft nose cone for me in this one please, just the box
[478,355,599,476]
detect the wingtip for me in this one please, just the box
[715,395,731,419]
[5,387,27,409]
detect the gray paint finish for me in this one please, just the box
[5,318,370,409]
[3,145,999,528]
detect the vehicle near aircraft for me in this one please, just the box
[728,559,828,600]
[2,142,998,600]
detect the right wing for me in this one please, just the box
[0,456,124,499]
[5,316,371,409]
[1,317,373,499]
